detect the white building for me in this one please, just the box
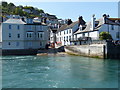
[74,14,120,45]
[22,9,31,13]
[0,18,49,51]
[56,17,86,46]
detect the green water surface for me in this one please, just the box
[1,55,119,88]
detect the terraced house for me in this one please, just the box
[56,17,86,46]
[73,14,120,45]
[56,14,120,46]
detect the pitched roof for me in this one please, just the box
[74,17,120,34]
[66,21,79,29]
[57,21,79,32]
[57,24,68,32]
[74,22,92,34]
[3,18,26,24]
[74,18,104,34]
[105,18,120,25]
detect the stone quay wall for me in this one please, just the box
[65,44,106,59]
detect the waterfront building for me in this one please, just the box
[73,14,120,45]
[0,18,49,51]
[56,17,86,46]
[56,15,120,46]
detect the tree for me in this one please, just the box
[14,7,23,15]
[1,1,8,7]
[8,3,15,8]
[38,9,44,13]
[99,32,112,40]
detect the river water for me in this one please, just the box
[1,55,119,88]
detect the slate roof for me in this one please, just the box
[57,21,79,32]
[74,17,120,34]
[3,18,26,24]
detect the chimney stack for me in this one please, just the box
[91,14,96,30]
[78,16,86,26]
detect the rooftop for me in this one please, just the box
[3,18,26,24]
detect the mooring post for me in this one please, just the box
[103,45,106,59]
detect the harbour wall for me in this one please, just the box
[1,49,38,56]
[106,41,120,59]
[65,41,120,59]
[65,44,105,59]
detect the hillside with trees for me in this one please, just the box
[1,1,45,18]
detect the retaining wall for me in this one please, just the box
[107,42,120,59]
[65,42,120,59]
[1,49,38,56]
[65,44,105,58]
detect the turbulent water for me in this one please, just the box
[1,55,119,88]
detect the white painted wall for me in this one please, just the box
[56,28,73,46]
[99,24,120,40]
[56,23,78,46]
[24,24,48,49]
[2,23,25,50]
[2,21,48,50]
[89,31,99,40]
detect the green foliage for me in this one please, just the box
[99,32,112,40]
[1,1,45,18]
[23,6,34,10]
[1,1,8,7]
[8,3,15,7]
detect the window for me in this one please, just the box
[27,33,29,38]
[40,42,42,46]
[17,34,20,38]
[67,30,68,34]
[9,25,11,29]
[69,29,71,33]
[9,33,11,38]
[38,33,39,38]
[38,32,44,39]
[64,31,65,34]
[67,36,68,41]
[40,34,42,38]
[60,37,61,41]
[83,33,85,37]
[26,32,33,38]
[17,25,20,30]
[29,33,32,38]
[69,36,71,41]
[16,42,19,46]
[88,32,89,37]
[111,25,114,30]
[28,42,32,47]
[64,37,65,41]
[8,42,11,45]
[116,32,120,39]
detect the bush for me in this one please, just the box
[99,32,112,40]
